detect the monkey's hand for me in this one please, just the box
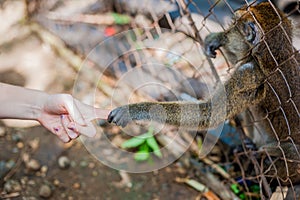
[108,103,155,127]
[108,105,132,127]
[204,32,227,58]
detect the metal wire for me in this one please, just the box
[36,0,300,198]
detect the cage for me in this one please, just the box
[31,0,300,199]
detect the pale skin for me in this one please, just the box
[0,83,110,142]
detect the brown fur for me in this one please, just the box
[109,2,300,184]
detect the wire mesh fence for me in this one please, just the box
[31,0,300,199]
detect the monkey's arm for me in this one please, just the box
[108,62,266,128]
[108,101,211,128]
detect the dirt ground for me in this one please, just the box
[4,0,300,199]
[0,28,199,200]
[0,1,201,198]
[0,124,199,200]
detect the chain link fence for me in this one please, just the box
[29,0,300,199]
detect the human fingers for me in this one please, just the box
[93,108,110,120]
[72,121,97,138]
[73,99,110,121]
[61,115,79,139]
[62,94,86,126]
[53,125,70,143]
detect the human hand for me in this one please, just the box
[37,94,110,142]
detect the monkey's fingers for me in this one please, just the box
[108,106,132,127]
[204,32,224,58]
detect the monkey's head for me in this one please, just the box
[205,2,293,71]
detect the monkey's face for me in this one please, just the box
[222,20,258,64]
[205,2,293,68]
[204,8,260,64]
[204,17,258,65]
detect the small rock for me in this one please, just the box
[111,126,120,134]
[12,133,22,142]
[20,176,28,186]
[28,138,40,151]
[22,153,30,163]
[39,184,52,198]
[26,159,41,171]
[72,182,80,189]
[28,180,36,186]
[0,126,6,137]
[111,135,125,147]
[68,196,74,200]
[16,142,24,149]
[41,165,48,174]
[35,171,42,177]
[5,159,15,169]
[27,197,38,200]
[12,147,19,153]
[92,170,98,177]
[4,180,22,193]
[88,162,95,169]
[58,156,70,169]
[0,160,5,168]
[53,179,60,186]
[70,161,76,168]
[79,160,88,168]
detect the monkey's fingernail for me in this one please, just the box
[107,115,113,123]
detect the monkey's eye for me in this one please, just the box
[243,22,257,44]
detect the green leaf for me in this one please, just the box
[146,136,162,158]
[134,143,150,161]
[230,184,240,194]
[197,138,203,150]
[134,151,150,161]
[140,132,152,138]
[250,184,260,193]
[138,142,150,152]
[121,137,146,149]
[121,129,153,149]
[111,13,131,25]
[239,193,246,200]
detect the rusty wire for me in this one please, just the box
[35,0,300,199]
[110,0,300,199]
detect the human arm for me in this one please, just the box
[0,83,110,142]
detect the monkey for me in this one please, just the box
[108,2,300,184]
